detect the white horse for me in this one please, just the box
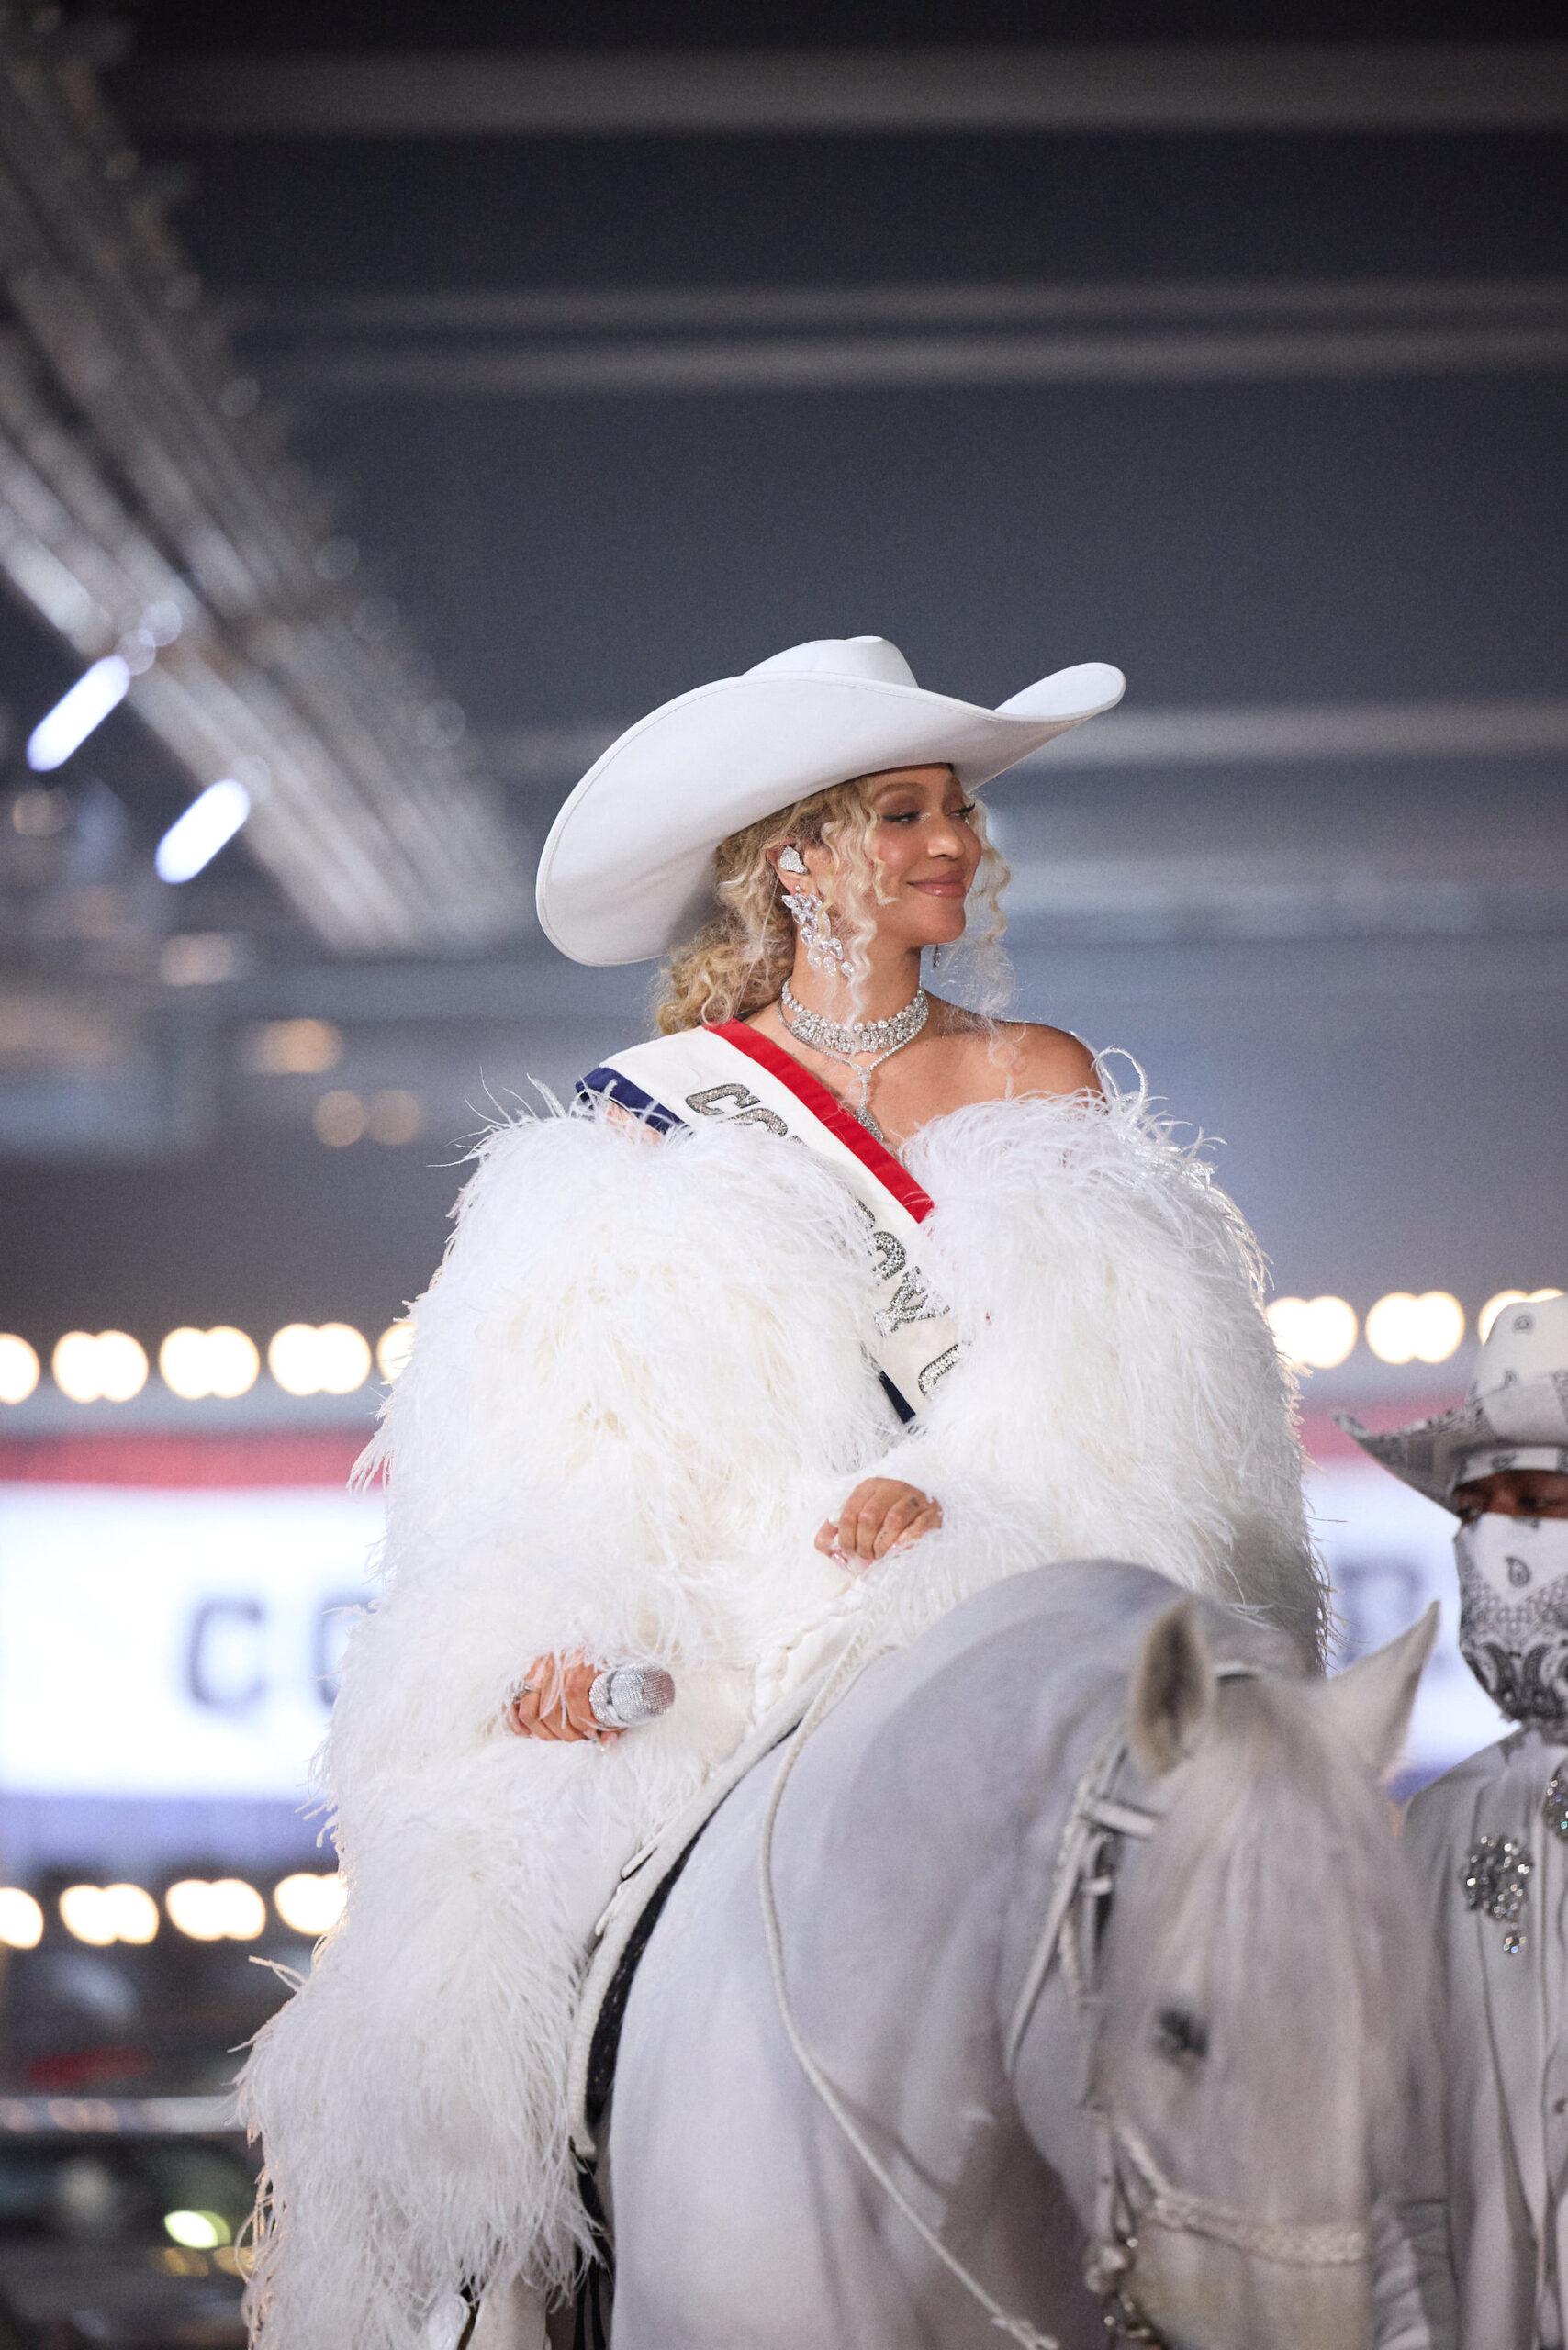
[599,1560,1454,2350]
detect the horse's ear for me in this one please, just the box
[1129,1597,1216,1776]
[1318,1604,1439,1782]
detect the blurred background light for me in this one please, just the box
[58,1885,117,1947]
[246,1018,344,1077]
[154,778,252,884]
[0,1336,41,1405]
[165,1878,266,1942]
[366,1090,423,1146]
[26,655,130,771]
[268,1321,372,1396]
[0,1889,44,1950]
[57,1883,157,1946]
[1265,1293,1359,1371]
[9,786,69,837]
[1364,1291,1467,1366]
[313,1090,367,1147]
[376,1320,415,1383]
[273,1872,347,1936]
[160,933,249,987]
[1478,1286,1566,1343]
[158,1326,261,1401]
[103,1884,160,1944]
[51,1330,149,1404]
[164,2210,232,2251]
[141,599,185,646]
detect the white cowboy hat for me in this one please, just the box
[534,633,1126,965]
[1338,1292,1568,1508]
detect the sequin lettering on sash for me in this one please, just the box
[850,1200,949,1341]
[684,1082,789,1136]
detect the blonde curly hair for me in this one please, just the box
[653,771,1011,1035]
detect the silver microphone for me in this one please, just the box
[588,1663,677,1730]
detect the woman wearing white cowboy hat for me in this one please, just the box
[240,635,1327,2350]
[1344,1292,1568,2350]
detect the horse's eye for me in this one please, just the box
[1154,2005,1209,2064]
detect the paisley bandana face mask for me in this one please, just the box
[1456,1512,1568,1732]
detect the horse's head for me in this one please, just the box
[1080,1598,1437,2350]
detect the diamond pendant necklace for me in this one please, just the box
[778,979,929,1144]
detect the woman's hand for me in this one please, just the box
[504,1657,621,1744]
[815,1479,943,1572]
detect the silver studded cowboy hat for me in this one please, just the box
[1338,1292,1568,1509]
[534,634,1126,966]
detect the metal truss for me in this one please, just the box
[0,17,529,953]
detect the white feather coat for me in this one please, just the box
[238,1080,1323,2350]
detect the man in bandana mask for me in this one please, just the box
[1342,1292,1568,2349]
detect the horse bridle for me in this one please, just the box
[1005,1673,1372,2348]
[763,1647,1369,2350]
[1003,1714,1179,2347]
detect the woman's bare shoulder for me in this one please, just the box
[1001,1022,1102,1100]
[932,1004,1101,1102]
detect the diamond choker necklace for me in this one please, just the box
[778,980,928,1063]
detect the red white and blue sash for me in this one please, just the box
[577,1022,961,1424]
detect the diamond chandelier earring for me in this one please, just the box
[778,845,846,972]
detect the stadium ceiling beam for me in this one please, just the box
[240,280,1568,398]
[234,281,1568,338]
[481,699,1568,793]
[0,23,529,955]
[236,282,1568,401]
[267,323,1568,399]
[120,44,1568,139]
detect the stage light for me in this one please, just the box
[246,1018,342,1076]
[52,1330,149,1404]
[366,1090,422,1146]
[57,1882,158,1945]
[159,1326,260,1401]
[165,1877,265,1942]
[0,1337,40,1405]
[1365,1292,1466,1367]
[376,1321,415,1383]
[268,1324,317,1395]
[26,655,130,771]
[273,1873,347,1937]
[1265,1295,1358,1371]
[268,1323,372,1397]
[316,1324,373,1394]
[103,1884,159,1944]
[313,1090,366,1147]
[1366,1294,1415,1365]
[0,1890,44,1950]
[59,1886,117,1946]
[164,2210,230,2252]
[1479,1288,1565,1344]
[205,1326,260,1397]
[160,1325,257,1391]
[164,1881,221,1942]
[161,1327,208,1400]
[155,778,251,884]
